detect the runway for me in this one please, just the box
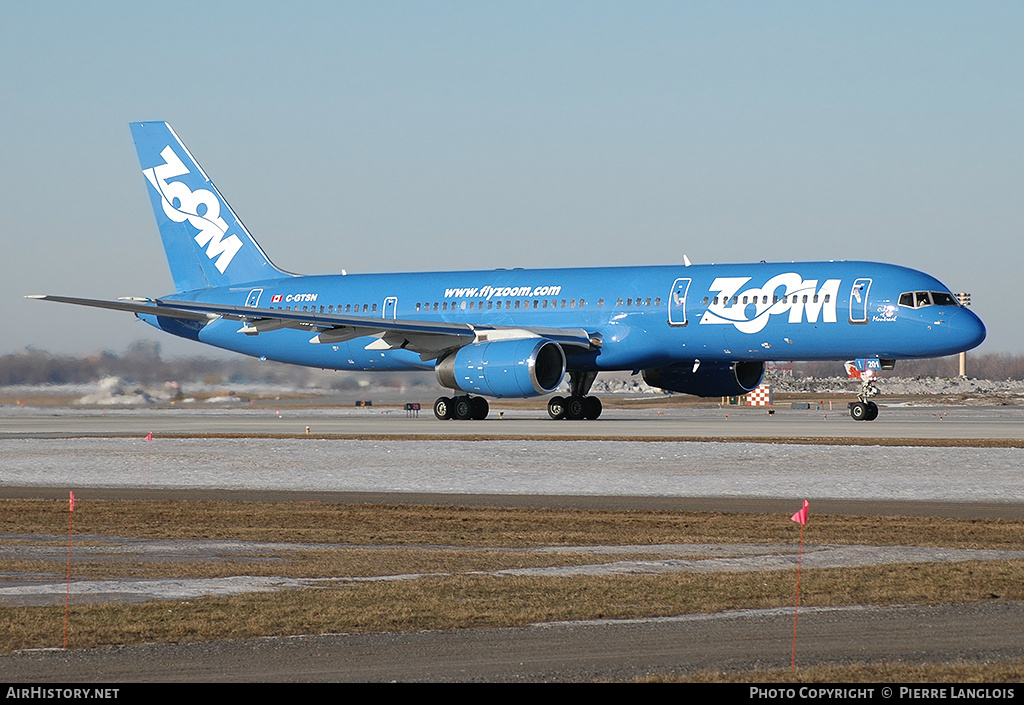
[3,403,1024,442]
[2,405,1022,512]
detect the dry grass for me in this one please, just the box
[2,498,1024,674]
[5,499,1023,548]
[3,561,1024,654]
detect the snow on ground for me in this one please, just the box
[2,436,1022,502]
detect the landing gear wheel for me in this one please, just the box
[583,396,603,420]
[434,396,452,420]
[565,396,586,420]
[850,402,868,421]
[453,396,474,420]
[471,396,489,420]
[547,396,566,420]
[850,400,879,421]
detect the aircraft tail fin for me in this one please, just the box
[130,122,291,292]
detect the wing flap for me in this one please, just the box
[29,294,596,357]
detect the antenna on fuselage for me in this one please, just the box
[683,255,692,267]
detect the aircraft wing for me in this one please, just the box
[27,295,597,360]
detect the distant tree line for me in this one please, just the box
[1,342,1019,386]
[0,341,435,389]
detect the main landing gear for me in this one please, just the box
[433,372,605,421]
[547,370,603,421]
[434,395,489,421]
[547,395,602,420]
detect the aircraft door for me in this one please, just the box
[383,296,398,319]
[668,278,691,326]
[245,289,263,307]
[849,278,872,324]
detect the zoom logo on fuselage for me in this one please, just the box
[700,273,841,334]
[142,146,242,274]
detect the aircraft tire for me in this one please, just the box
[547,396,566,420]
[850,402,868,421]
[471,396,489,420]
[583,396,603,420]
[565,396,586,421]
[865,401,879,421]
[434,396,453,420]
[453,396,474,421]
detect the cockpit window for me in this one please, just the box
[898,291,959,309]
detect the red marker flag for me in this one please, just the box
[791,500,808,525]
[145,432,153,441]
[69,491,75,513]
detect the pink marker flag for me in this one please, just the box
[790,499,809,670]
[69,491,75,513]
[145,432,153,441]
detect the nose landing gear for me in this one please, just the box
[849,375,880,421]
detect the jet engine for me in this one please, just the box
[642,360,765,397]
[435,338,566,398]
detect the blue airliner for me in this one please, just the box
[31,122,986,421]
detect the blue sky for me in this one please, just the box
[2,2,1021,356]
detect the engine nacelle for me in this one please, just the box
[435,338,566,398]
[642,360,765,397]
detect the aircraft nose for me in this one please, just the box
[951,307,986,352]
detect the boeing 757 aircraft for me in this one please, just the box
[30,122,986,421]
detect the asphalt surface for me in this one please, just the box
[3,402,1024,442]
[4,602,1024,682]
